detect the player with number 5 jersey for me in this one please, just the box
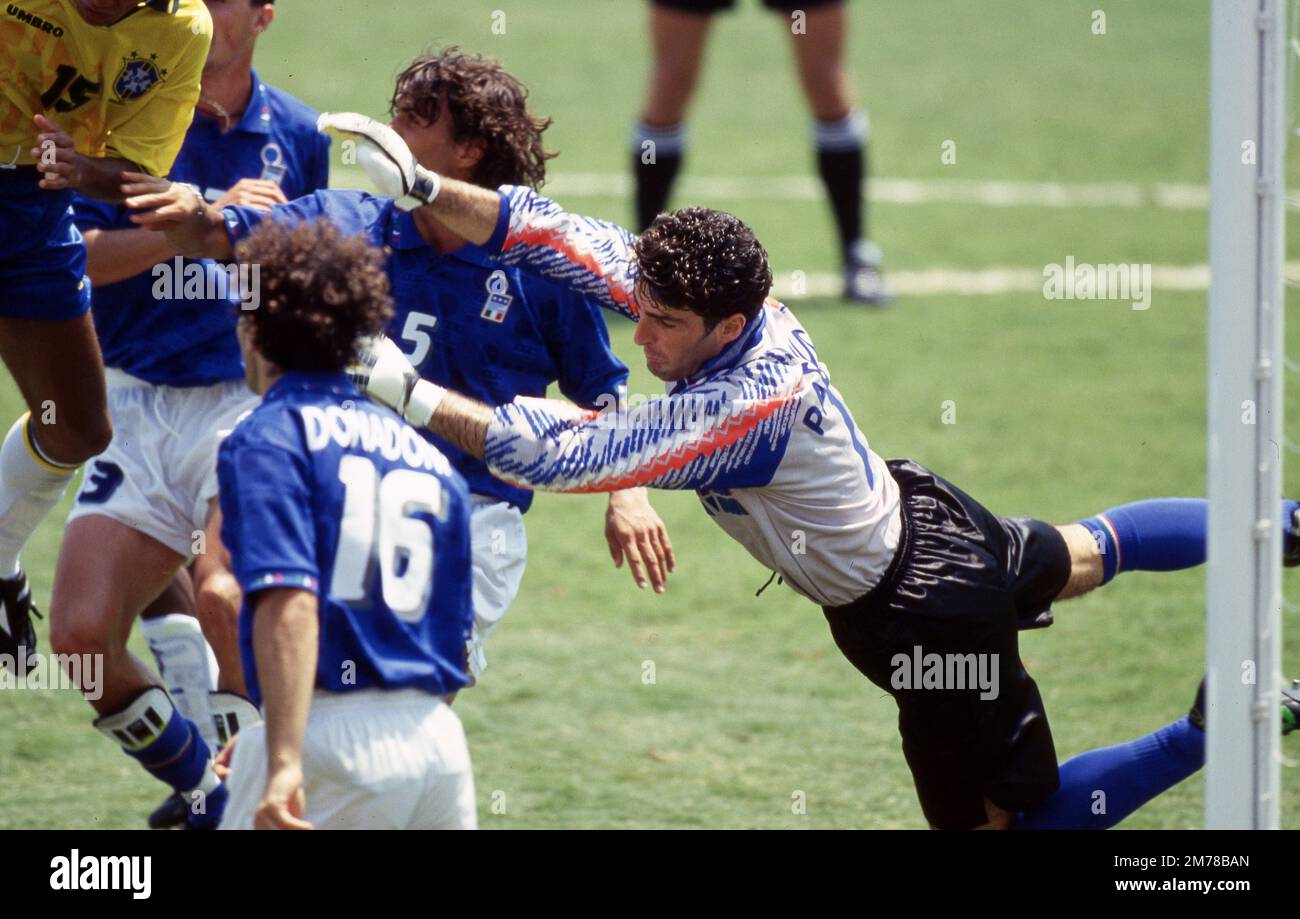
[216,217,476,830]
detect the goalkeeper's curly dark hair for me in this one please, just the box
[391,46,556,190]
[633,207,773,329]
[235,218,393,373]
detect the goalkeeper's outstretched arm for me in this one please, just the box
[317,113,641,320]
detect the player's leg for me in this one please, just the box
[0,315,111,666]
[138,570,221,741]
[1053,496,1300,602]
[632,1,721,230]
[462,499,528,688]
[192,499,246,695]
[48,515,226,827]
[777,0,891,305]
[49,516,185,713]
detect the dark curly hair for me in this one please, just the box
[390,47,555,190]
[235,218,393,373]
[633,207,772,329]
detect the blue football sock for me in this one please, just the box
[1078,498,1300,584]
[94,687,225,828]
[1016,717,1204,830]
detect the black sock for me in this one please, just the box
[814,110,869,261]
[632,121,686,231]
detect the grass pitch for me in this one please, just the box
[3,0,1299,829]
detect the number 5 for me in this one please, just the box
[399,311,438,366]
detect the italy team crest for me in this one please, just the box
[112,52,166,103]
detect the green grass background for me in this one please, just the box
[3,0,1299,828]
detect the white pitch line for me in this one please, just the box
[770,262,1300,298]
[332,164,1213,210]
[542,172,1213,210]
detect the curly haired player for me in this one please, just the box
[217,218,477,830]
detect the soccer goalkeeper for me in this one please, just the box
[127,116,1300,829]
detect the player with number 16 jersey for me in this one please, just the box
[216,218,476,829]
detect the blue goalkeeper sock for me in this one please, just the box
[95,686,226,829]
[1016,717,1204,830]
[1078,498,1300,584]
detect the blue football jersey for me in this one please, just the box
[74,72,331,387]
[223,190,629,510]
[218,373,474,705]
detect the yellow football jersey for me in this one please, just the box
[0,0,211,177]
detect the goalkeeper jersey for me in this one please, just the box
[477,186,903,607]
[0,0,210,176]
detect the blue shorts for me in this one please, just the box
[0,167,92,321]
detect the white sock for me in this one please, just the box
[0,414,77,579]
[140,613,221,748]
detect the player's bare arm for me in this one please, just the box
[420,175,500,246]
[31,115,142,204]
[88,179,286,284]
[122,173,235,260]
[251,586,318,831]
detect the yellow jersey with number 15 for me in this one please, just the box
[0,0,211,177]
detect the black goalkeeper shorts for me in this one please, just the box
[651,0,844,14]
[822,458,1072,829]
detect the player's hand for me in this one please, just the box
[30,114,84,191]
[255,763,312,830]
[212,734,237,782]
[122,173,204,229]
[317,112,440,211]
[605,488,675,593]
[349,334,443,426]
[213,178,288,212]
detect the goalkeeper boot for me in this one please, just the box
[1282,680,1300,735]
[1188,678,1206,731]
[1188,676,1300,735]
[0,567,40,673]
[1284,506,1300,567]
[843,240,894,307]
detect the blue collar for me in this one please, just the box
[265,371,359,402]
[384,206,497,265]
[231,71,274,136]
[672,307,768,392]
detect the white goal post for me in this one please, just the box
[1205,0,1287,829]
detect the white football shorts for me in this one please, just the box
[219,688,477,830]
[466,497,528,682]
[66,368,257,558]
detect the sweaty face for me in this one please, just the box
[632,292,741,383]
[73,0,142,26]
[202,0,271,73]
[388,97,475,181]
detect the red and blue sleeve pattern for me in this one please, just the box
[483,369,806,494]
[494,185,642,322]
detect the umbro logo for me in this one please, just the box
[5,4,66,37]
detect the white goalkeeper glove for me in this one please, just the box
[317,112,441,211]
[348,334,446,427]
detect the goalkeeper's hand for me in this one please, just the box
[317,112,441,211]
[348,335,445,427]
